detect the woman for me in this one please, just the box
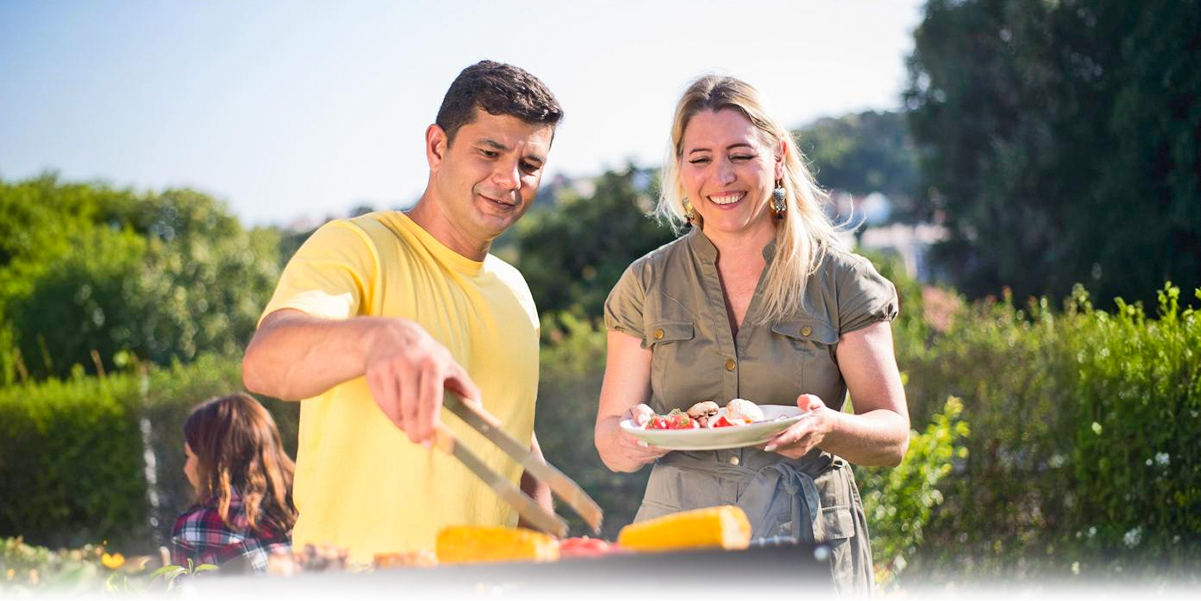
[594,75,909,595]
[173,392,296,573]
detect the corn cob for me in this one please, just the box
[617,505,751,552]
[435,526,560,564]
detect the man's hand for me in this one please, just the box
[363,319,481,444]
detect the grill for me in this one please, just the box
[195,540,834,598]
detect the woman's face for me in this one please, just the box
[183,442,200,491]
[679,109,781,240]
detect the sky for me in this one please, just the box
[0,0,926,227]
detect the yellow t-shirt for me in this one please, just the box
[259,211,540,562]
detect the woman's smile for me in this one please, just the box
[708,191,746,206]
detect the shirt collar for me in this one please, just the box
[686,227,778,263]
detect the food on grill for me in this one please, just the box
[617,505,751,552]
[724,398,764,423]
[559,536,620,558]
[435,526,560,564]
[686,401,720,428]
[373,549,438,568]
[646,408,698,430]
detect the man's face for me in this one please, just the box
[428,108,554,243]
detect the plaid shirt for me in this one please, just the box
[171,491,290,573]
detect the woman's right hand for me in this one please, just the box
[597,406,670,472]
[595,332,667,472]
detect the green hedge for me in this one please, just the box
[899,284,1201,581]
[0,375,147,550]
[0,355,298,553]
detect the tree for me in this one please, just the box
[0,174,281,382]
[796,110,921,222]
[511,165,677,324]
[906,0,1200,306]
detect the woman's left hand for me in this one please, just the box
[763,394,835,459]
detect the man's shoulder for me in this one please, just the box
[484,253,535,300]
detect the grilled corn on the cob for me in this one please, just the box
[435,526,560,563]
[617,505,751,552]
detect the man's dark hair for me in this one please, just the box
[435,60,563,145]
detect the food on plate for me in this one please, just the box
[724,398,764,423]
[642,399,769,430]
[646,408,698,430]
[559,536,621,558]
[373,549,438,569]
[686,401,720,428]
[435,526,560,564]
[617,505,751,552]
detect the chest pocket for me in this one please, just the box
[770,316,842,404]
[646,321,710,412]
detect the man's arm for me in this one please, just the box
[517,432,553,523]
[243,308,480,444]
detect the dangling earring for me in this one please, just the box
[682,198,695,229]
[771,180,786,220]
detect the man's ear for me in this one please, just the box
[426,124,448,170]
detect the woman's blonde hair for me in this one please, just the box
[656,75,844,324]
[184,392,296,534]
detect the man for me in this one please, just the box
[242,61,562,561]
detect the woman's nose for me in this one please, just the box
[718,160,737,185]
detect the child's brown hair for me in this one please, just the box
[184,392,296,533]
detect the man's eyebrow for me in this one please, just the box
[479,138,509,152]
[479,138,545,164]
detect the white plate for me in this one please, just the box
[620,405,810,451]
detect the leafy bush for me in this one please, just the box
[0,175,281,384]
[1060,285,1201,575]
[857,396,970,588]
[0,375,148,549]
[898,283,1201,580]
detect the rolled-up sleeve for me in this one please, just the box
[604,263,647,344]
[837,255,899,335]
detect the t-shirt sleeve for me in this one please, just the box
[603,263,647,344]
[837,254,900,335]
[259,220,377,325]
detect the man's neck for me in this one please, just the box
[405,194,492,262]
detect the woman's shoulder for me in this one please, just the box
[627,234,690,273]
[812,246,891,287]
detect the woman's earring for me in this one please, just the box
[771,181,786,220]
[682,198,695,229]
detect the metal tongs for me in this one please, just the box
[432,393,603,538]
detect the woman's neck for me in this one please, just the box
[701,221,776,263]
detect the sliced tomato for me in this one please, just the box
[712,415,749,428]
[646,416,672,430]
[667,413,697,430]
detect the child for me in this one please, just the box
[172,392,296,573]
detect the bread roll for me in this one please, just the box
[724,398,763,422]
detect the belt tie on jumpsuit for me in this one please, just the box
[657,452,839,543]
